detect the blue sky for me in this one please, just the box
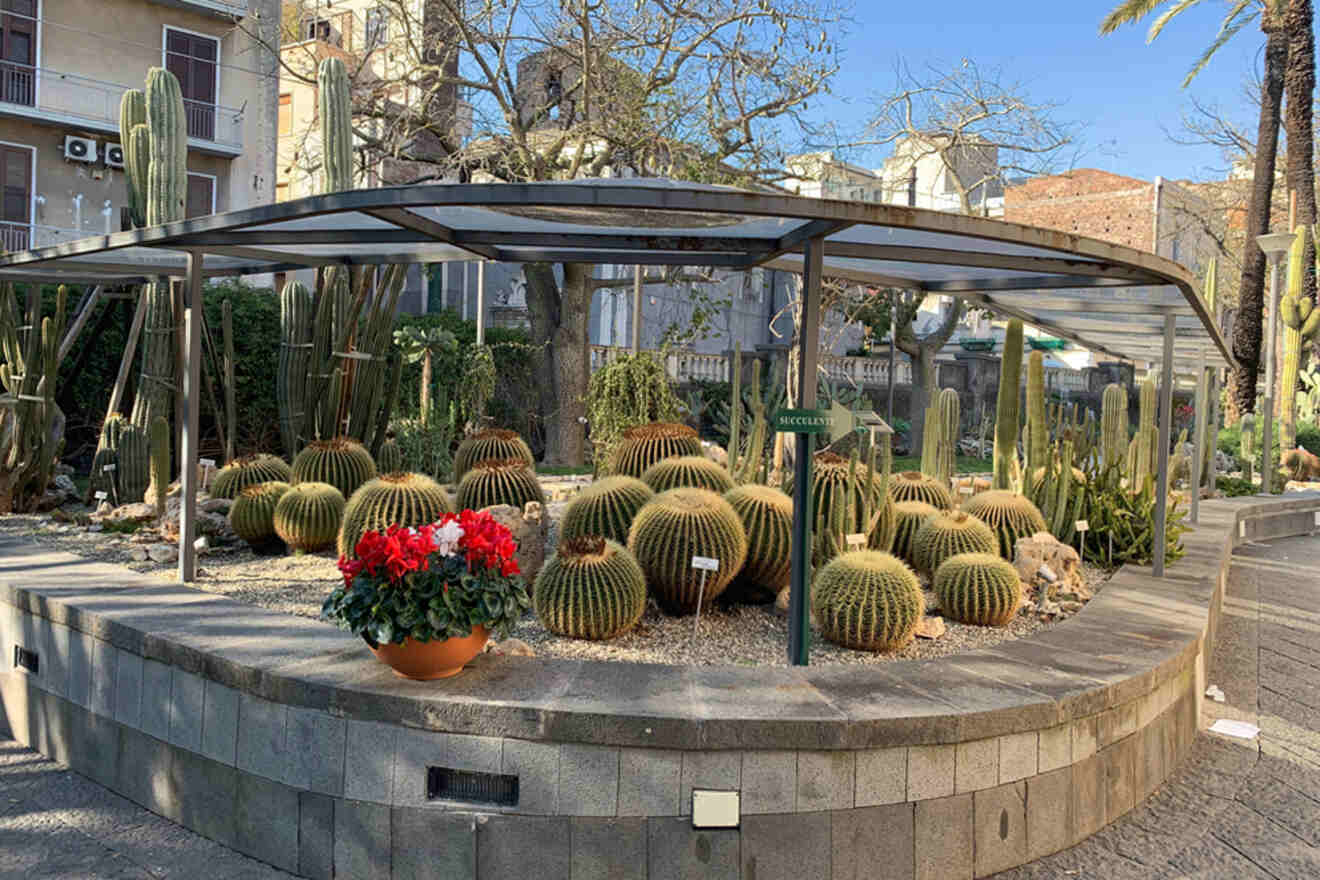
[818,1,1267,183]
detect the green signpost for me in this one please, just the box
[774,408,836,665]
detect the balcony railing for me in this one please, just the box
[0,64,243,152]
[589,345,918,387]
[0,221,29,252]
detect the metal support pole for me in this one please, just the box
[887,330,895,425]
[788,237,824,666]
[1261,257,1282,495]
[475,260,486,346]
[1208,369,1219,496]
[1191,349,1208,524]
[631,265,642,354]
[1153,313,1176,577]
[178,252,204,583]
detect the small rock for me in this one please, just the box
[96,501,113,516]
[53,474,76,494]
[128,546,150,562]
[1013,532,1084,601]
[481,503,547,582]
[200,497,232,515]
[87,524,104,533]
[488,638,535,657]
[108,502,157,524]
[1060,600,1084,614]
[1037,599,1061,618]
[774,586,791,616]
[701,441,729,467]
[146,544,179,565]
[915,615,946,639]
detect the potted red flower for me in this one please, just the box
[323,510,531,680]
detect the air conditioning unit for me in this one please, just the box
[63,136,97,163]
[104,143,125,169]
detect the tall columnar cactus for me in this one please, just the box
[560,475,654,546]
[888,471,954,510]
[910,510,999,577]
[935,388,959,485]
[1100,383,1129,473]
[291,438,377,499]
[1280,225,1320,451]
[642,455,736,495]
[0,284,66,512]
[992,320,1024,490]
[456,459,545,512]
[376,433,402,474]
[805,447,896,565]
[920,397,941,478]
[117,425,150,503]
[119,89,147,228]
[149,415,170,517]
[339,472,454,557]
[533,536,648,641]
[608,422,703,478]
[891,500,939,566]
[89,413,127,502]
[1240,414,1256,483]
[723,484,793,603]
[1127,377,1158,489]
[1034,437,1084,544]
[452,429,535,482]
[812,551,924,652]
[726,354,770,485]
[1025,351,1047,479]
[960,490,1048,559]
[273,482,346,553]
[627,487,748,615]
[933,552,1023,627]
[318,58,353,194]
[210,453,293,500]
[229,482,292,548]
[277,281,313,458]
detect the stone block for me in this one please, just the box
[619,748,681,817]
[1097,701,1137,748]
[32,688,71,766]
[559,743,619,817]
[797,750,854,812]
[392,807,476,880]
[1037,723,1071,773]
[679,751,740,816]
[477,814,570,880]
[298,792,335,880]
[998,731,1038,783]
[167,667,204,754]
[647,816,740,880]
[200,679,239,765]
[234,771,300,874]
[502,738,559,815]
[1135,715,1165,801]
[335,799,391,880]
[914,793,973,880]
[1103,735,1137,824]
[344,719,397,804]
[139,659,172,741]
[1071,752,1105,841]
[741,811,831,880]
[741,750,797,814]
[855,747,907,807]
[43,621,70,699]
[169,744,238,848]
[113,648,143,728]
[285,706,346,796]
[115,726,173,815]
[1071,714,1098,761]
[973,781,1026,878]
[68,701,119,787]
[1026,766,1072,861]
[88,638,117,718]
[570,817,647,880]
[831,804,915,880]
[0,670,28,745]
[907,744,955,801]
[236,692,288,781]
[66,629,93,709]
[955,738,998,794]
[392,728,502,808]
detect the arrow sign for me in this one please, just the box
[773,408,835,434]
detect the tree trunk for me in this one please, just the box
[523,261,591,466]
[1230,23,1289,418]
[907,346,938,457]
[1286,0,1319,368]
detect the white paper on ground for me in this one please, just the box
[1208,719,1260,739]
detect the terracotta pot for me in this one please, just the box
[369,626,489,680]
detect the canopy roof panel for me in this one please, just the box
[0,178,1227,369]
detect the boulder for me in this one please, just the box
[482,501,548,582]
[105,502,157,524]
[915,615,946,640]
[200,497,232,515]
[1013,531,1084,601]
[146,543,179,565]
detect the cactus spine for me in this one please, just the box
[318,58,353,194]
[642,455,736,495]
[273,482,346,553]
[992,320,1024,490]
[891,500,939,566]
[960,490,1048,559]
[888,470,954,510]
[377,434,402,474]
[533,536,648,641]
[560,475,654,546]
[210,454,292,500]
[608,422,703,478]
[627,487,748,614]
[456,459,545,512]
[149,415,170,516]
[291,438,377,499]
[229,482,292,548]
[340,472,454,557]
[0,284,66,512]
[1241,414,1256,482]
[724,484,793,603]
[453,429,535,481]
[277,281,313,457]
[1100,383,1128,472]
[1025,351,1046,479]
[806,446,895,565]
[934,552,1022,627]
[910,510,998,577]
[1280,225,1320,452]
[813,551,924,652]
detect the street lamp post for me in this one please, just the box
[1256,231,1296,495]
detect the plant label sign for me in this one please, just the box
[959,484,974,495]
[845,532,867,550]
[1075,520,1089,533]
[102,463,116,472]
[690,556,720,572]
[772,408,835,435]
[193,537,208,552]
[94,491,107,501]
[199,458,216,470]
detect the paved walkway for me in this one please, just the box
[3,535,1320,879]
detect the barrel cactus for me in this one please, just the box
[210,453,291,500]
[910,511,999,577]
[273,482,346,553]
[960,490,1048,558]
[452,428,534,481]
[892,500,940,566]
[456,459,545,512]
[934,552,1023,627]
[608,422,703,478]
[229,482,292,548]
[888,471,954,510]
[560,475,654,545]
[533,536,647,640]
[813,551,924,652]
[805,451,896,563]
[376,433,403,474]
[723,484,793,603]
[291,437,377,499]
[340,472,454,556]
[641,455,736,495]
[627,487,748,614]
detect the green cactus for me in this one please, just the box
[88,413,127,503]
[934,388,959,485]
[812,550,924,652]
[993,320,1024,490]
[891,500,939,566]
[1282,447,1320,481]
[888,471,954,510]
[318,58,353,193]
[149,415,170,516]
[452,429,535,481]
[277,280,313,457]
[960,490,1048,559]
[229,481,291,548]
[910,510,999,577]
[119,89,147,228]
[727,353,770,484]
[1280,226,1320,451]
[627,487,748,615]
[1100,383,1128,472]
[933,552,1023,627]
[533,536,648,640]
[145,67,186,225]
[804,446,896,566]
[1025,351,1046,479]
[723,484,793,603]
[560,475,654,546]
[455,459,545,512]
[117,425,150,504]
[641,455,736,495]
[339,472,454,557]
[376,433,402,474]
[273,481,346,553]
[608,422,703,479]
[1240,414,1256,483]
[0,284,66,512]
[291,437,378,499]
[210,453,292,500]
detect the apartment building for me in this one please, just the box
[0,0,279,250]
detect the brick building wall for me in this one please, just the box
[1004,169,1155,252]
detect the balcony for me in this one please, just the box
[145,0,248,19]
[0,62,243,156]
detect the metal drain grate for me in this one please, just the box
[14,646,38,674]
[427,767,519,807]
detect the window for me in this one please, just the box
[365,6,388,48]
[185,173,214,219]
[165,28,219,141]
[275,181,289,202]
[0,144,30,250]
[303,17,342,47]
[0,0,35,106]
[906,168,917,207]
[278,93,292,135]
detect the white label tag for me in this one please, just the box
[94,491,108,501]
[1313,511,1319,528]
[1239,521,1246,538]
[335,350,373,361]
[102,463,116,472]
[199,458,216,469]
[845,532,867,549]
[193,537,208,551]
[1075,520,1089,533]
[690,556,720,572]
[959,484,974,495]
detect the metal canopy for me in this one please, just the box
[0,178,1227,368]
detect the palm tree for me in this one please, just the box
[1100,1,1290,419]
[1285,0,1317,373]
